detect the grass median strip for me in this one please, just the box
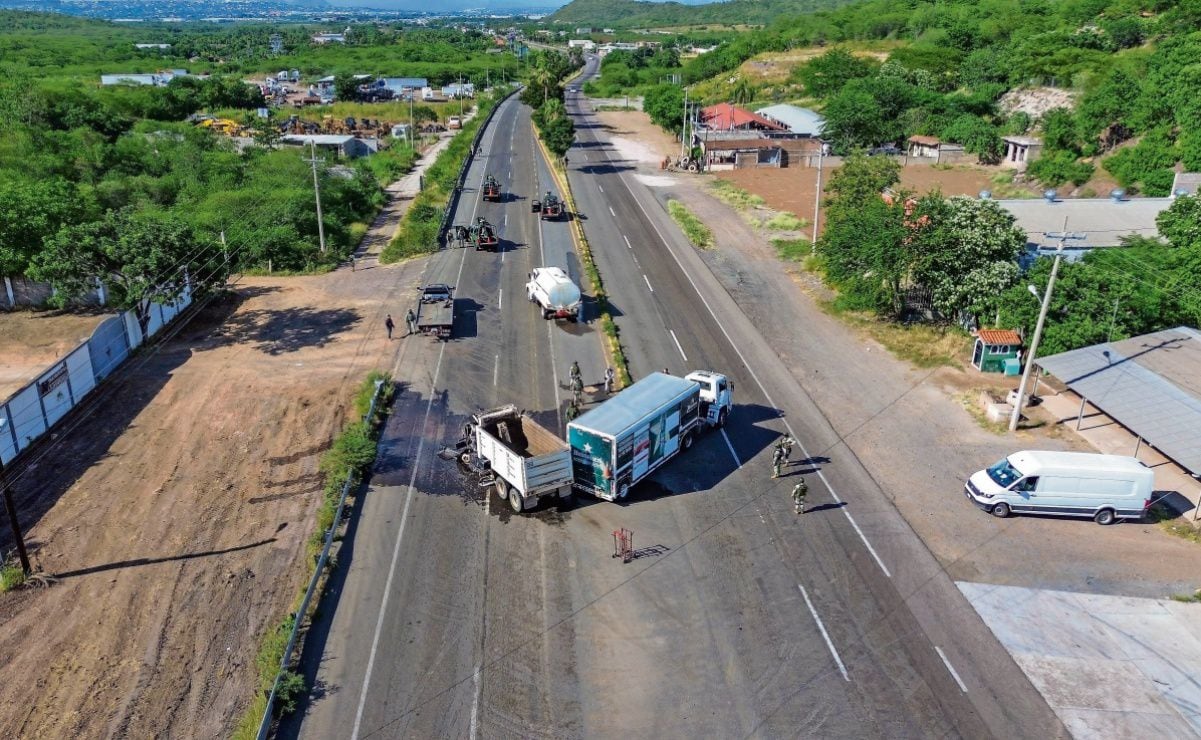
[667,199,714,249]
[232,371,394,739]
[534,133,633,388]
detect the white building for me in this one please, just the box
[567,39,596,51]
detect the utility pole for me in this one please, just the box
[680,87,688,161]
[304,141,327,254]
[409,93,414,149]
[220,230,229,282]
[811,145,824,253]
[0,463,32,576]
[459,72,465,119]
[1009,220,1086,432]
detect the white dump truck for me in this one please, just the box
[526,267,582,321]
[443,405,575,513]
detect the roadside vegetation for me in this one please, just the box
[667,200,714,249]
[0,561,27,592]
[380,86,510,263]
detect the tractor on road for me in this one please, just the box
[540,192,564,221]
[467,217,499,251]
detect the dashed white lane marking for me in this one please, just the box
[623,234,632,249]
[498,288,503,311]
[669,329,687,361]
[493,353,500,387]
[598,184,603,193]
[609,154,892,579]
[799,584,850,682]
[609,206,616,217]
[643,274,653,293]
[936,647,969,693]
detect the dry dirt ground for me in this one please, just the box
[0,310,112,399]
[0,256,425,738]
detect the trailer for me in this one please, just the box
[415,283,454,339]
[568,371,733,502]
[441,405,575,513]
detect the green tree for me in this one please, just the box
[1157,195,1201,248]
[1076,68,1142,150]
[910,196,1025,319]
[31,209,221,336]
[0,177,88,275]
[794,47,877,98]
[533,98,575,158]
[941,114,1003,164]
[643,83,684,133]
[818,195,910,313]
[823,151,901,212]
[334,74,360,103]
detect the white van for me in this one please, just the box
[965,450,1152,525]
[526,267,581,321]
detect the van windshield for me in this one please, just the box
[986,459,1023,488]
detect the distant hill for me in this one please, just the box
[547,0,846,28]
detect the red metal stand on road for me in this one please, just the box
[612,528,634,563]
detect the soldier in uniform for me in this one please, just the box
[405,308,417,336]
[570,375,584,405]
[569,360,581,383]
[792,478,809,515]
[772,445,785,479]
[565,399,580,421]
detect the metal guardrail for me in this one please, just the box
[437,86,521,247]
[255,378,388,740]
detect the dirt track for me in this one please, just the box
[0,258,424,738]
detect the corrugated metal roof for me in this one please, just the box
[700,103,787,132]
[1036,326,1201,473]
[281,134,354,145]
[755,104,824,136]
[571,373,695,437]
[997,197,1173,251]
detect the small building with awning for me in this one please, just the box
[700,138,783,171]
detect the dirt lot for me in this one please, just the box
[594,109,679,165]
[0,255,424,738]
[0,310,112,399]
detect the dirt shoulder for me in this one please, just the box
[0,309,113,400]
[640,165,1200,599]
[0,257,426,738]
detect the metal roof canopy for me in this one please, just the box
[572,372,695,437]
[1036,326,1201,474]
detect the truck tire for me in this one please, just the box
[494,479,507,502]
[682,431,693,450]
[508,487,525,513]
[1094,508,1116,525]
[543,309,553,320]
[617,483,629,501]
[991,501,1011,518]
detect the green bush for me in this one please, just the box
[0,563,27,592]
[1027,150,1095,187]
[1103,128,1179,196]
[765,212,807,231]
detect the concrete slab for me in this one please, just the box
[959,582,1201,738]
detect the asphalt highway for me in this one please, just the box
[284,67,1065,739]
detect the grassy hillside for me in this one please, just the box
[548,0,850,30]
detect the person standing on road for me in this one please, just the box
[569,360,581,384]
[405,308,417,336]
[385,314,395,340]
[792,478,809,515]
[772,445,785,479]
[603,366,615,394]
[781,434,795,464]
[565,399,580,421]
[570,375,584,405]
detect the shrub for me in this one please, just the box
[1027,150,1094,187]
[667,200,714,248]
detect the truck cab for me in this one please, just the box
[685,370,733,428]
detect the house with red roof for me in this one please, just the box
[698,103,788,133]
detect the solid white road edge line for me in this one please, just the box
[669,329,687,361]
[936,646,969,693]
[721,429,742,468]
[352,342,447,740]
[608,155,893,579]
[799,584,850,682]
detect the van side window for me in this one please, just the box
[1014,476,1039,492]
